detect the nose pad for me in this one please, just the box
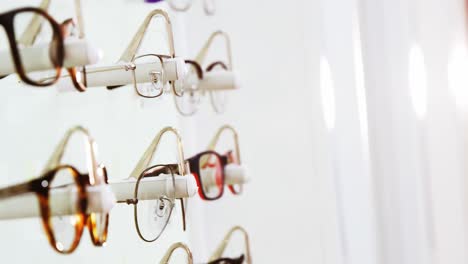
[149,70,165,91]
[155,198,167,218]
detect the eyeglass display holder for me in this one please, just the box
[111,174,198,203]
[54,61,240,93]
[203,163,249,187]
[0,185,115,220]
[0,39,102,75]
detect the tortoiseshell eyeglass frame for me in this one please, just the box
[0,126,109,254]
[0,7,64,87]
[42,126,110,249]
[20,0,89,92]
[0,164,88,254]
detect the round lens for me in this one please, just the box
[173,61,201,97]
[173,62,202,115]
[13,11,62,85]
[88,166,109,245]
[208,64,229,114]
[168,0,192,11]
[135,165,175,242]
[204,0,216,15]
[133,55,166,98]
[198,152,224,199]
[49,166,85,252]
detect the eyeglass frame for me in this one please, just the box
[0,125,110,254]
[204,125,243,195]
[209,226,252,264]
[19,0,90,92]
[159,226,251,264]
[43,126,110,247]
[115,126,189,242]
[0,7,64,87]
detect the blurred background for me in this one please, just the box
[1,0,468,263]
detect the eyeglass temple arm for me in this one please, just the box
[194,30,233,70]
[17,0,50,46]
[202,125,241,167]
[208,255,245,264]
[41,126,94,174]
[118,9,175,63]
[0,181,33,200]
[159,242,194,264]
[208,226,252,264]
[128,127,186,179]
[18,0,85,46]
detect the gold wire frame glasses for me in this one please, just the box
[116,9,189,97]
[160,226,252,263]
[116,127,189,243]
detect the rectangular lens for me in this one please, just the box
[198,152,224,199]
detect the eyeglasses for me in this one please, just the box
[44,126,110,247]
[159,226,252,264]
[0,6,64,87]
[0,126,109,254]
[174,31,234,115]
[109,9,208,116]
[111,9,183,97]
[69,9,203,103]
[116,127,189,242]
[18,0,90,92]
[147,0,216,15]
[110,54,203,99]
[208,226,252,264]
[205,125,243,195]
[162,125,243,200]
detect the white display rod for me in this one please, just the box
[201,164,249,187]
[56,61,240,93]
[0,185,115,220]
[0,39,101,75]
[111,174,198,202]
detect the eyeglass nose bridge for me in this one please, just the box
[125,198,138,205]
